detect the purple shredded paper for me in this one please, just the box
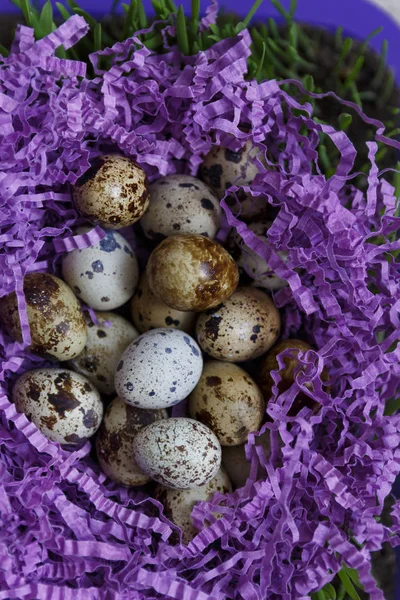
[1,11,400,600]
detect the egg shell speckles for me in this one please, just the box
[200,142,269,221]
[154,467,232,543]
[146,234,239,312]
[62,229,139,311]
[96,396,167,487]
[72,155,149,229]
[70,312,139,395]
[131,273,197,335]
[0,273,87,361]
[233,221,289,291]
[196,287,281,362]
[188,361,265,446]
[114,328,203,409]
[141,174,222,240]
[133,418,222,489]
[12,368,103,446]
[221,431,271,489]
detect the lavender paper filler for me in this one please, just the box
[1,13,400,600]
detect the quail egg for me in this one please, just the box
[96,396,167,486]
[146,234,239,312]
[62,228,139,311]
[188,361,265,446]
[12,368,103,445]
[221,431,271,489]
[133,417,222,488]
[0,273,87,361]
[72,154,149,229]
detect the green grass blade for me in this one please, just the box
[39,0,54,36]
[176,6,189,54]
[73,7,97,29]
[20,0,33,26]
[289,0,297,17]
[343,56,365,89]
[242,0,263,28]
[338,113,352,131]
[191,0,200,20]
[371,39,388,88]
[255,42,266,79]
[66,0,79,9]
[10,0,21,8]
[358,26,383,55]
[270,0,291,21]
[335,26,343,50]
[337,571,361,600]
[94,22,102,50]
[165,0,177,12]
[122,0,137,39]
[0,44,10,57]
[385,397,400,416]
[137,0,148,28]
[56,2,71,21]
[111,0,120,13]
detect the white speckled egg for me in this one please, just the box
[115,328,203,409]
[0,273,87,361]
[12,368,103,446]
[72,154,149,229]
[96,396,167,486]
[233,221,289,290]
[200,142,269,221]
[221,431,271,489]
[155,468,232,543]
[140,175,221,240]
[133,417,222,488]
[62,228,139,310]
[195,287,281,362]
[188,361,265,446]
[70,312,139,395]
[131,273,197,334]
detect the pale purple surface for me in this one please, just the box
[1,11,400,600]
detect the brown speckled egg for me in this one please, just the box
[195,287,280,362]
[70,312,139,395]
[0,273,87,361]
[188,361,265,446]
[96,396,167,487]
[233,221,289,291]
[12,368,103,446]
[221,432,271,489]
[72,155,149,229]
[140,175,222,240]
[133,418,222,489]
[146,234,239,312]
[131,274,197,334]
[200,142,268,221]
[154,468,232,543]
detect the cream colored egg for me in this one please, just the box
[141,175,221,240]
[131,274,197,334]
[188,361,265,446]
[96,396,167,487]
[221,432,271,489]
[72,154,149,229]
[133,418,222,488]
[155,468,232,543]
[0,273,87,361]
[62,228,139,311]
[146,234,239,312]
[70,312,139,395]
[195,287,280,362]
[233,221,289,291]
[12,368,103,445]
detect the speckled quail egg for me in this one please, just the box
[115,328,203,409]
[96,396,167,486]
[62,228,139,311]
[221,431,271,489]
[154,467,232,543]
[133,417,222,488]
[12,368,103,445]
[146,234,239,312]
[195,287,280,362]
[131,273,197,335]
[233,221,289,291]
[70,312,139,395]
[200,142,268,221]
[188,361,265,446]
[0,273,87,361]
[140,175,222,241]
[72,154,149,229]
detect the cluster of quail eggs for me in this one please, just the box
[0,148,322,543]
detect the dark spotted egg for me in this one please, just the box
[0,273,87,361]
[12,368,103,446]
[62,228,139,311]
[115,328,203,409]
[188,361,265,446]
[140,174,221,240]
[70,311,139,395]
[133,417,222,488]
[96,396,167,487]
[72,154,149,229]
[195,287,281,362]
